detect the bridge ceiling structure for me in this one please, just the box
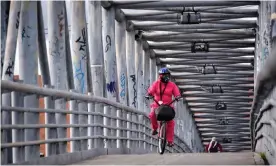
[107,0,259,152]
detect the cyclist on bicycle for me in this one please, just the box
[146,67,181,147]
[205,137,223,153]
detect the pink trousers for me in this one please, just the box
[149,108,175,143]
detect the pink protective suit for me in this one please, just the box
[147,79,181,143]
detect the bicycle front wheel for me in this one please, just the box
[158,122,167,154]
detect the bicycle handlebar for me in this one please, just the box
[145,95,183,106]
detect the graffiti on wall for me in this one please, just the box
[57,10,64,37]
[130,74,137,107]
[75,28,87,60]
[5,59,14,77]
[73,60,85,94]
[120,73,126,100]
[106,81,116,93]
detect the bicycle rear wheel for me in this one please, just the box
[158,121,167,154]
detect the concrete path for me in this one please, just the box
[69,152,264,165]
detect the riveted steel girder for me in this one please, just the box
[134,6,257,14]
[187,98,252,103]
[198,124,249,128]
[155,51,253,56]
[191,110,250,114]
[191,107,250,111]
[179,86,253,91]
[194,114,250,119]
[200,132,250,137]
[186,96,253,100]
[115,1,259,9]
[134,23,256,32]
[144,29,256,37]
[150,44,255,50]
[154,48,255,54]
[183,92,253,98]
[199,128,250,133]
[202,137,250,142]
[203,142,252,146]
[144,34,254,41]
[126,13,257,21]
[195,119,249,125]
[181,87,253,93]
[168,65,254,72]
[189,102,251,106]
[177,82,253,87]
[173,73,253,79]
[160,58,253,65]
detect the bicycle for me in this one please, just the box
[145,95,183,154]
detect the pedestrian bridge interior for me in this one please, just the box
[1,0,276,165]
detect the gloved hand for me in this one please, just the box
[145,95,153,100]
[175,96,182,101]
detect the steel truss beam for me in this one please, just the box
[160,58,253,65]
[187,98,252,103]
[134,23,256,31]
[129,6,257,14]
[184,93,253,97]
[202,136,251,143]
[186,96,252,100]
[115,1,259,9]
[195,120,249,125]
[198,124,249,129]
[194,114,249,119]
[191,110,250,114]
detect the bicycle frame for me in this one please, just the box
[145,95,183,154]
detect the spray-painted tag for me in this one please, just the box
[158,101,163,105]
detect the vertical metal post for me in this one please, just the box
[102,7,118,101]
[11,80,24,163]
[64,2,74,90]
[102,6,117,148]
[135,40,144,110]
[111,107,117,147]
[116,109,122,148]
[44,85,57,157]
[71,1,88,151]
[132,113,139,148]
[150,58,157,84]
[88,92,95,149]
[1,1,10,77]
[37,1,50,85]
[2,1,20,80]
[18,1,39,161]
[138,115,144,148]
[103,105,110,148]
[47,1,68,155]
[126,113,131,148]
[115,20,128,105]
[69,90,80,152]
[143,51,150,112]
[1,2,21,164]
[126,31,137,108]
[86,1,104,148]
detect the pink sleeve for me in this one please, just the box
[147,81,156,95]
[172,83,181,97]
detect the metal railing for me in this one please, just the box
[1,80,191,165]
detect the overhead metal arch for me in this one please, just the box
[111,1,258,152]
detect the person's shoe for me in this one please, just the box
[167,142,174,147]
[152,130,158,136]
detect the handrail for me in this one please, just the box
[1,80,192,154]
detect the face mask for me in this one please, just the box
[161,75,170,83]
